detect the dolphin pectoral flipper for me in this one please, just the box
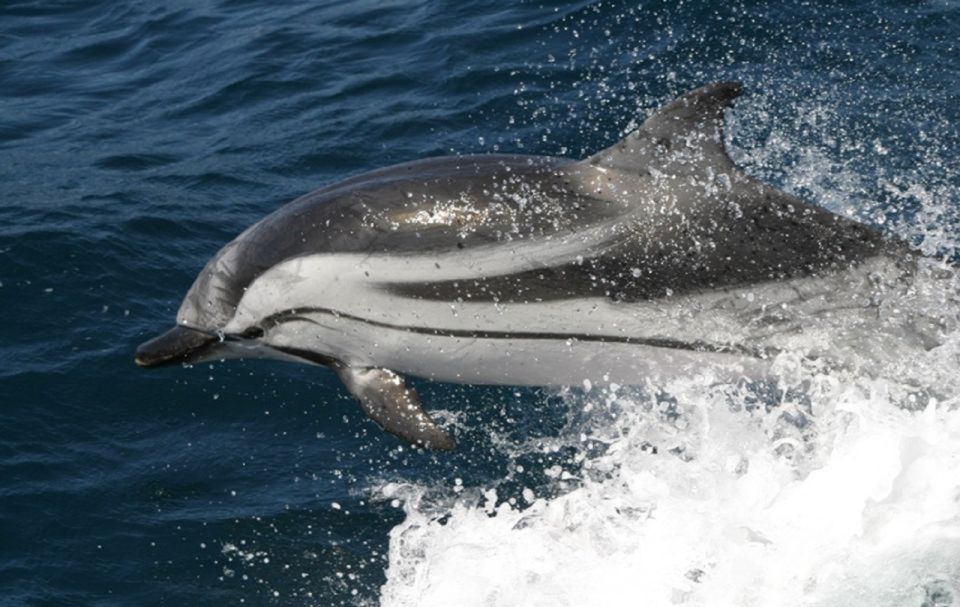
[334,365,456,451]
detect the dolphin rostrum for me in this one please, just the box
[136,82,924,450]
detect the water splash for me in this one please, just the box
[380,358,960,606]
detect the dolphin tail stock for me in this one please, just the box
[334,364,456,451]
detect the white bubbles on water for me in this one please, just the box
[381,363,960,607]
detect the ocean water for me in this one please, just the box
[2,0,959,605]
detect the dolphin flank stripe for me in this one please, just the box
[257,306,776,360]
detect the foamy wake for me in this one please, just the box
[378,302,960,606]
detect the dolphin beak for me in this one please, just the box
[135,325,218,368]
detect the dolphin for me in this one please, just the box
[135,81,922,450]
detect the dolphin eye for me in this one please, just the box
[239,326,265,339]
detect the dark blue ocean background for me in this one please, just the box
[1,0,958,604]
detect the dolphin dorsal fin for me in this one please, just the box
[585,81,742,177]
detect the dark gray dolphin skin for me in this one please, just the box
[136,82,913,450]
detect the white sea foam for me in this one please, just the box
[380,360,960,606]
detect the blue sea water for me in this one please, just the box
[1,0,959,605]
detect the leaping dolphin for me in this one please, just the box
[135,82,920,450]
